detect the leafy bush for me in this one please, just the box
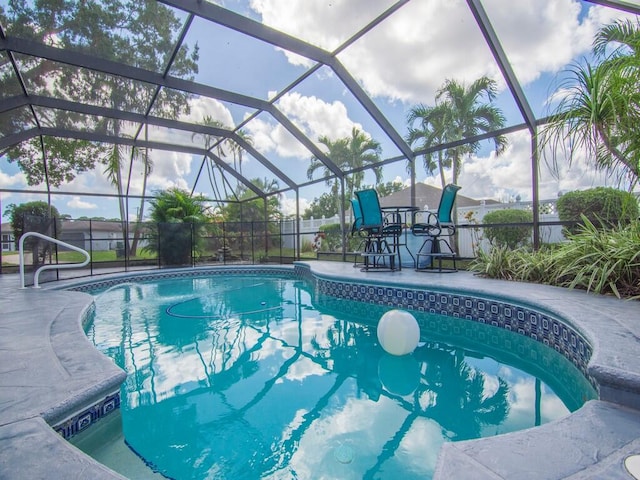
[318,223,343,252]
[483,209,533,249]
[470,220,640,299]
[4,201,62,267]
[557,187,638,235]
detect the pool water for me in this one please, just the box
[85,275,596,480]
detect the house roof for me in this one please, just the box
[379,183,497,210]
[60,221,124,233]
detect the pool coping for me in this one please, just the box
[1,261,640,479]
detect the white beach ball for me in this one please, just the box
[376,309,420,356]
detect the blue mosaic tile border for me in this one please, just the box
[294,264,595,389]
[54,391,121,440]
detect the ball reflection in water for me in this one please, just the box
[378,353,421,396]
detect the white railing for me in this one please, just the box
[19,232,91,288]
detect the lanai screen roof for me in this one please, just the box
[1,0,639,221]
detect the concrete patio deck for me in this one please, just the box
[1,261,640,479]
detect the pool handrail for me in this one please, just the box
[19,231,91,289]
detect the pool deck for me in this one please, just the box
[1,261,640,479]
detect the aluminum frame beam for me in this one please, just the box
[160,0,414,162]
[0,35,340,182]
[0,94,298,191]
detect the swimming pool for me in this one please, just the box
[81,269,596,480]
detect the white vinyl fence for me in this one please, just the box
[282,198,566,258]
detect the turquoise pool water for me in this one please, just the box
[85,274,596,479]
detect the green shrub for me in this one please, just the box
[483,209,533,249]
[557,187,639,235]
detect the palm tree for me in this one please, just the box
[103,141,143,257]
[192,116,230,201]
[307,127,383,212]
[406,103,452,189]
[434,77,508,185]
[229,129,253,178]
[344,127,384,200]
[543,20,640,189]
[129,126,152,256]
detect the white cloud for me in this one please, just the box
[250,0,386,52]
[246,92,364,158]
[180,96,235,128]
[417,129,621,202]
[66,196,98,210]
[246,116,308,159]
[250,0,637,104]
[281,193,310,217]
[277,92,362,142]
[0,169,27,189]
[146,151,192,191]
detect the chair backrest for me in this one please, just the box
[354,189,383,230]
[350,198,363,233]
[437,184,461,224]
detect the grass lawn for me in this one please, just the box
[56,250,157,262]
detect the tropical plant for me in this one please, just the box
[144,188,210,266]
[407,77,507,186]
[147,188,210,223]
[470,219,640,299]
[316,223,342,252]
[229,129,253,177]
[303,189,341,220]
[375,179,406,197]
[542,19,640,189]
[469,246,557,285]
[483,209,533,249]
[307,127,383,213]
[552,218,640,298]
[557,187,638,235]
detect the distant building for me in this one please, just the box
[58,220,125,251]
[378,182,498,210]
[1,223,15,252]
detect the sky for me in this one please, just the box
[1,0,639,222]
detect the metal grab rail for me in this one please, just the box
[19,232,91,288]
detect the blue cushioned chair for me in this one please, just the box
[411,184,461,272]
[354,189,402,271]
[350,198,367,267]
[350,198,363,235]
